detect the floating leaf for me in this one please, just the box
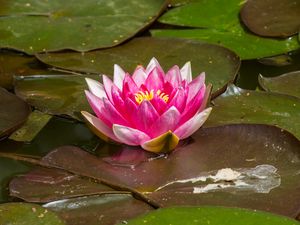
[123,206,300,225]
[25,124,300,216]
[259,71,300,99]
[9,111,52,142]
[10,167,119,203]
[36,37,240,96]
[0,202,66,225]
[205,84,300,140]
[152,0,300,59]
[43,194,153,225]
[0,0,167,54]
[14,75,95,120]
[0,87,30,138]
[240,0,300,37]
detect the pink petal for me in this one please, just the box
[85,90,111,126]
[165,65,182,88]
[85,77,106,99]
[113,64,126,90]
[146,57,163,74]
[113,124,150,146]
[102,75,114,102]
[145,67,164,91]
[187,72,205,102]
[101,98,130,126]
[111,85,125,112]
[81,111,120,142]
[150,97,168,115]
[122,73,139,97]
[149,106,181,138]
[132,66,147,87]
[122,98,138,127]
[180,61,192,82]
[174,107,212,139]
[179,85,206,125]
[135,100,159,132]
[167,88,187,113]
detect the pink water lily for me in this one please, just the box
[82,58,212,153]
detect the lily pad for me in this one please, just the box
[205,84,300,140]
[0,50,69,89]
[0,202,66,225]
[36,37,241,96]
[14,75,95,120]
[0,87,30,138]
[240,0,300,38]
[9,110,52,142]
[0,0,167,54]
[43,194,153,225]
[9,167,119,203]
[258,71,300,99]
[123,206,300,225]
[152,0,300,59]
[23,123,300,216]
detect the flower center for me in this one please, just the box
[134,90,169,104]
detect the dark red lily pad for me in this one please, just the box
[29,124,300,217]
[9,167,119,203]
[259,71,300,99]
[43,194,153,225]
[0,87,31,138]
[240,0,300,38]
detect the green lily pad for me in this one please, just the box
[0,202,66,225]
[258,71,300,99]
[0,87,31,138]
[14,75,95,120]
[0,50,70,89]
[43,194,153,225]
[36,37,241,96]
[0,0,167,54]
[240,0,300,38]
[28,123,300,216]
[205,84,300,140]
[123,206,300,225]
[9,167,119,203]
[9,110,52,142]
[152,0,300,59]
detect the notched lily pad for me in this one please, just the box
[205,84,300,140]
[0,202,66,225]
[43,194,153,225]
[9,167,119,203]
[153,0,300,59]
[0,87,31,138]
[22,123,300,217]
[36,37,241,96]
[14,75,96,120]
[240,0,300,37]
[123,206,300,225]
[0,0,167,54]
[259,71,300,99]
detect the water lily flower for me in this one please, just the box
[81,58,212,153]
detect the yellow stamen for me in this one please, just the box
[134,89,169,104]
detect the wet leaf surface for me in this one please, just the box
[9,110,52,142]
[0,0,167,54]
[36,37,240,96]
[123,206,300,225]
[0,87,31,138]
[43,194,153,225]
[240,0,300,38]
[259,71,300,99]
[0,202,66,225]
[10,167,119,203]
[14,75,96,120]
[0,50,68,89]
[22,124,300,217]
[152,0,300,59]
[205,84,300,140]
